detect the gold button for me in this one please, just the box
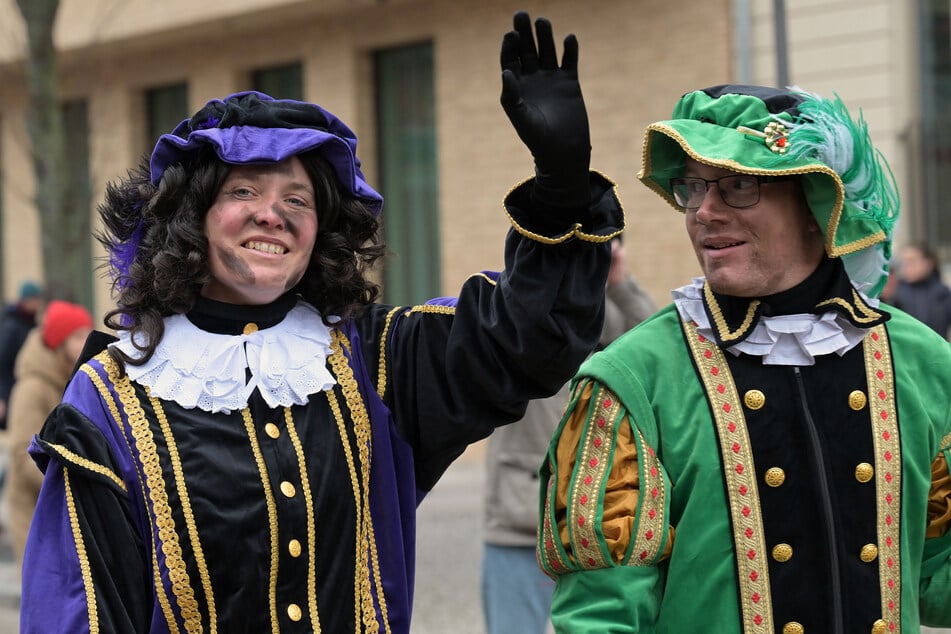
[287,603,302,622]
[243,322,259,335]
[288,539,302,558]
[744,389,766,410]
[860,544,878,562]
[783,622,804,634]
[264,423,280,439]
[280,481,296,498]
[764,467,786,487]
[772,543,793,562]
[848,390,867,411]
[855,463,874,483]
[871,619,887,634]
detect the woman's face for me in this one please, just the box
[202,157,318,305]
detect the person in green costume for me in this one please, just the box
[538,85,951,634]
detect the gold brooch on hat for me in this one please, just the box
[737,121,790,154]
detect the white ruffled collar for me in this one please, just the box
[110,300,336,413]
[672,277,876,366]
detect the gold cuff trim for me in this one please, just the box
[44,443,127,492]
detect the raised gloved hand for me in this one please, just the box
[500,11,591,211]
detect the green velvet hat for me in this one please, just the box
[637,84,899,296]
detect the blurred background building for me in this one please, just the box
[0,0,943,319]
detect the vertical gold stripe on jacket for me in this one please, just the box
[864,325,901,632]
[683,319,773,634]
[64,468,99,634]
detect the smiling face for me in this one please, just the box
[202,157,318,305]
[684,159,826,297]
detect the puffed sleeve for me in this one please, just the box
[920,442,951,626]
[20,371,152,634]
[538,378,673,633]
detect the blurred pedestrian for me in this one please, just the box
[0,281,44,429]
[481,237,655,634]
[20,11,622,633]
[2,300,92,569]
[890,241,951,338]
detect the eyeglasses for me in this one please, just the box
[669,174,792,211]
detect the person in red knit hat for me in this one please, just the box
[2,300,92,569]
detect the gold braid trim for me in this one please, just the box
[150,396,218,632]
[815,289,886,324]
[284,407,322,632]
[940,432,951,454]
[703,282,761,343]
[328,329,390,633]
[108,361,203,633]
[629,428,666,565]
[404,305,455,316]
[44,443,127,492]
[92,356,177,628]
[864,326,902,632]
[376,307,403,400]
[64,468,99,634]
[683,320,773,634]
[240,408,281,634]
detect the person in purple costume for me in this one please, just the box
[19,11,622,634]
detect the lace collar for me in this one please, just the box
[673,277,882,366]
[110,300,336,413]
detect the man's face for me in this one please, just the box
[684,159,825,297]
[202,157,319,305]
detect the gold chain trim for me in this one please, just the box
[629,428,666,565]
[328,329,390,634]
[109,361,203,632]
[64,468,99,634]
[283,407,322,632]
[94,355,177,628]
[240,408,281,634]
[376,307,403,400]
[150,395,217,632]
[404,305,455,316]
[683,319,773,634]
[864,326,901,632]
[703,282,761,343]
[568,385,620,570]
[44,443,127,492]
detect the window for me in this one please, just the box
[252,63,303,100]
[146,83,189,149]
[375,42,439,305]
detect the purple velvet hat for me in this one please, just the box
[150,91,383,215]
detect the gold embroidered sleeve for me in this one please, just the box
[540,379,671,576]
[926,451,951,539]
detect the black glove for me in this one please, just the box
[500,11,591,211]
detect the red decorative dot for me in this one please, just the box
[883,430,890,441]
[880,411,889,420]
[739,485,748,496]
[704,350,712,359]
[723,403,732,413]
[732,442,741,454]
[877,370,885,379]
[603,398,613,408]
[546,539,554,549]
[745,528,754,539]
[885,472,892,483]
[884,452,892,462]
[887,557,894,568]
[749,570,758,582]
[711,366,719,376]
[717,384,725,394]
[885,493,893,504]
[886,536,893,547]
[639,550,648,560]
[579,495,588,505]
[747,548,756,560]
[878,390,886,400]
[584,476,593,485]
[885,515,892,526]
[593,438,602,448]
[651,487,659,498]
[742,506,751,517]
[888,578,894,589]
[648,509,656,519]
[589,458,599,467]
[647,446,655,457]
[581,538,589,547]
[587,557,596,566]
[872,332,880,341]
[645,529,654,540]
[754,615,763,625]
[889,622,895,632]
[751,592,761,603]
[698,335,706,343]
[597,417,606,428]
[888,600,895,610]
[735,464,744,475]
[874,350,882,360]
[728,422,737,432]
